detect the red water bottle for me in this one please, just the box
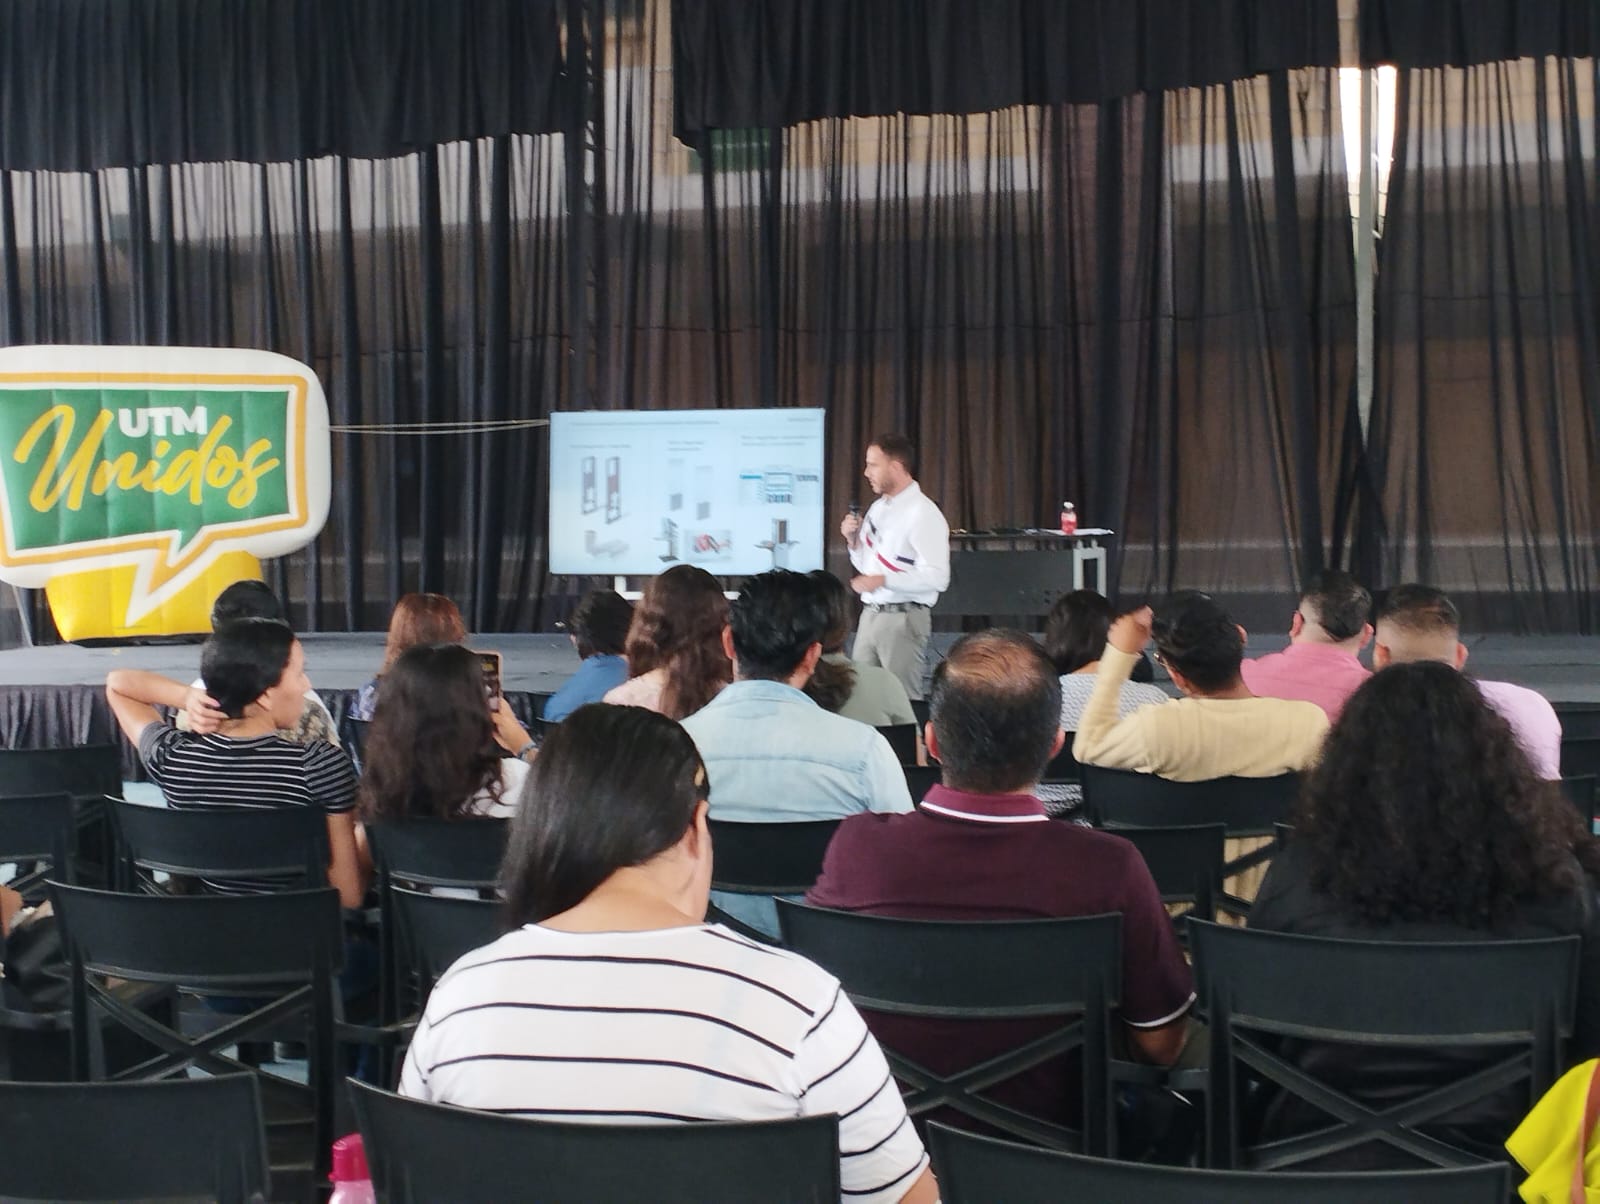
[1059,501,1078,534]
[329,1133,376,1204]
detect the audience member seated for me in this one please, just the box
[804,570,916,727]
[603,564,731,720]
[398,704,937,1204]
[1374,584,1562,779]
[1240,569,1372,721]
[1073,592,1328,780]
[1250,661,1600,1166]
[542,590,633,723]
[106,618,366,908]
[807,629,1195,1131]
[1045,589,1169,730]
[683,570,912,935]
[358,644,534,824]
[350,593,468,723]
[177,579,341,745]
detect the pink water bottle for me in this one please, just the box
[329,1133,376,1204]
[1059,501,1078,534]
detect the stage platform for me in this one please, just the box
[2,631,1599,769]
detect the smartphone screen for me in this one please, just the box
[475,650,504,712]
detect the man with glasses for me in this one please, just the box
[1074,592,1328,780]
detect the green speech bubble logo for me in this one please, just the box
[0,346,331,625]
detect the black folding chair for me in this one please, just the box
[1081,767,1299,917]
[108,797,329,893]
[0,743,123,886]
[367,818,509,1026]
[48,883,345,1187]
[926,1121,1509,1203]
[777,901,1121,1155]
[1190,920,1579,1171]
[1041,739,1081,785]
[341,716,371,773]
[389,886,502,1002]
[877,723,919,765]
[349,1079,840,1204]
[706,818,840,944]
[0,1074,271,1203]
[1106,822,1225,939]
[1561,775,1597,831]
[902,763,940,801]
[0,792,76,900]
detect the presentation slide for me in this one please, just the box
[548,408,825,577]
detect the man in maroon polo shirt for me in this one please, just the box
[807,629,1195,1131]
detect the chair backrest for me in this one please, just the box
[349,1079,841,1204]
[48,882,344,1181]
[390,886,503,991]
[0,743,122,800]
[776,901,1121,1153]
[1082,766,1300,835]
[926,1121,1509,1204]
[342,715,371,772]
[902,763,940,802]
[876,723,919,765]
[1190,919,1580,1170]
[1041,739,1081,784]
[368,818,509,891]
[707,819,841,895]
[0,793,76,893]
[109,797,328,886]
[1560,734,1600,778]
[1106,822,1224,929]
[1560,775,1596,830]
[0,1074,270,1203]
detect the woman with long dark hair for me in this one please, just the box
[399,704,938,1204]
[1043,589,1168,730]
[1251,661,1600,1164]
[602,564,731,719]
[358,643,533,822]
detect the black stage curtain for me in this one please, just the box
[673,0,1341,139]
[0,0,565,171]
[0,144,570,635]
[610,5,1357,623]
[1360,0,1600,68]
[1361,59,1600,631]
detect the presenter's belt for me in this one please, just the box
[864,601,931,613]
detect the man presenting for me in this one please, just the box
[841,433,951,700]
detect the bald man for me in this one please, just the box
[808,629,1196,1128]
[1373,584,1561,779]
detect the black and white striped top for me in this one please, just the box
[400,923,929,1203]
[138,723,357,893]
[140,724,357,815]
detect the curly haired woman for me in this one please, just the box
[1250,660,1600,1166]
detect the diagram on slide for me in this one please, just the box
[547,409,825,576]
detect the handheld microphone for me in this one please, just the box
[848,501,860,518]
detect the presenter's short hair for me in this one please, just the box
[870,433,916,476]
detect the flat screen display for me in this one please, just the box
[548,408,825,577]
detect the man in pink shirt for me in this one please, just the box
[1241,570,1373,722]
[1373,584,1563,781]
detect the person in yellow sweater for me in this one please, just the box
[1073,592,1328,779]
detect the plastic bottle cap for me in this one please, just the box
[330,1133,370,1183]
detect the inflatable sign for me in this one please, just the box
[0,346,332,639]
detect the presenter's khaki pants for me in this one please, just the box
[854,606,933,701]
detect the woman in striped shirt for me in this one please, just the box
[400,704,937,1204]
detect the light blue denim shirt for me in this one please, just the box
[681,679,914,822]
[682,678,914,939]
